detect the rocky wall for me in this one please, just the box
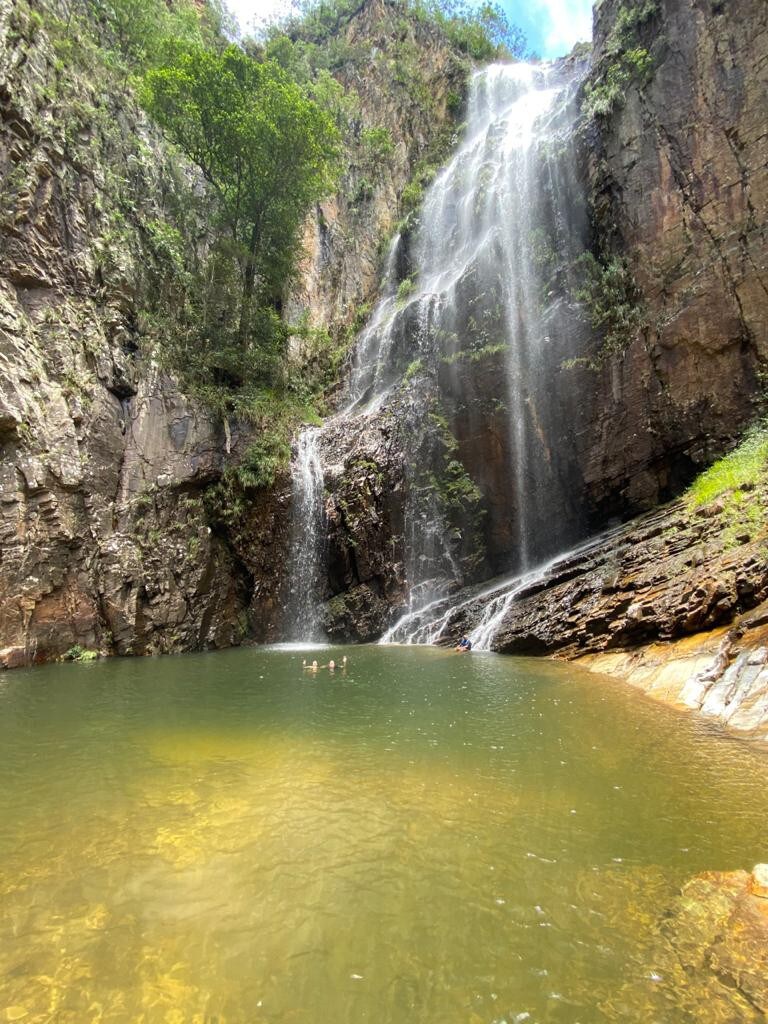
[0,0,471,664]
[0,0,258,666]
[577,0,768,520]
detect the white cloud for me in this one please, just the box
[530,0,593,57]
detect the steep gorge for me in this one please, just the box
[0,0,466,663]
[1,0,767,746]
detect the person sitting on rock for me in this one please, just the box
[455,637,472,653]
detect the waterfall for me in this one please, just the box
[285,60,590,646]
[377,62,588,641]
[284,429,326,641]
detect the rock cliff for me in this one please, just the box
[0,0,253,665]
[577,0,768,520]
[291,0,768,650]
[0,0,468,663]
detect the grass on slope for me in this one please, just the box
[686,425,768,507]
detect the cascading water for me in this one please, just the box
[284,429,326,641]
[286,60,591,646]
[378,62,588,641]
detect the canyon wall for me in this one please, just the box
[0,0,465,664]
[300,0,768,641]
[577,0,768,520]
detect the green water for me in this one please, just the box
[1,646,766,1023]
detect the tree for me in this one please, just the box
[141,45,341,350]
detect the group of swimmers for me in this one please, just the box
[302,656,348,673]
[302,641,471,671]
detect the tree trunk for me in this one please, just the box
[238,221,259,346]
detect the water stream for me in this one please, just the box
[284,429,326,640]
[287,61,589,643]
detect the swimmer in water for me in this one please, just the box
[328,659,336,671]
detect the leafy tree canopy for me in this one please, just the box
[141,44,341,339]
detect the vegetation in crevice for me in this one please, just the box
[582,0,658,119]
[564,251,647,370]
[62,645,99,663]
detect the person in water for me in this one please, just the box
[303,657,347,672]
[455,637,472,653]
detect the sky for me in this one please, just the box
[231,0,593,60]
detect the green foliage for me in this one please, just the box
[400,154,443,213]
[446,89,463,116]
[565,252,646,369]
[403,358,424,382]
[417,0,528,60]
[606,0,659,56]
[138,42,341,422]
[71,0,220,77]
[424,410,484,517]
[141,45,340,303]
[204,396,322,518]
[397,276,417,305]
[274,0,528,61]
[441,342,508,366]
[7,0,45,44]
[361,126,395,161]
[686,426,768,508]
[63,645,99,663]
[583,48,653,118]
[583,0,657,119]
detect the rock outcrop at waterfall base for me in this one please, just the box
[438,477,768,739]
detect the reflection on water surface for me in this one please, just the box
[1,645,766,1023]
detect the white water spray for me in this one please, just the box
[288,61,588,645]
[285,429,326,640]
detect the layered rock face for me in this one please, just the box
[0,1,253,665]
[438,481,768,738]
[577,0,768,520]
